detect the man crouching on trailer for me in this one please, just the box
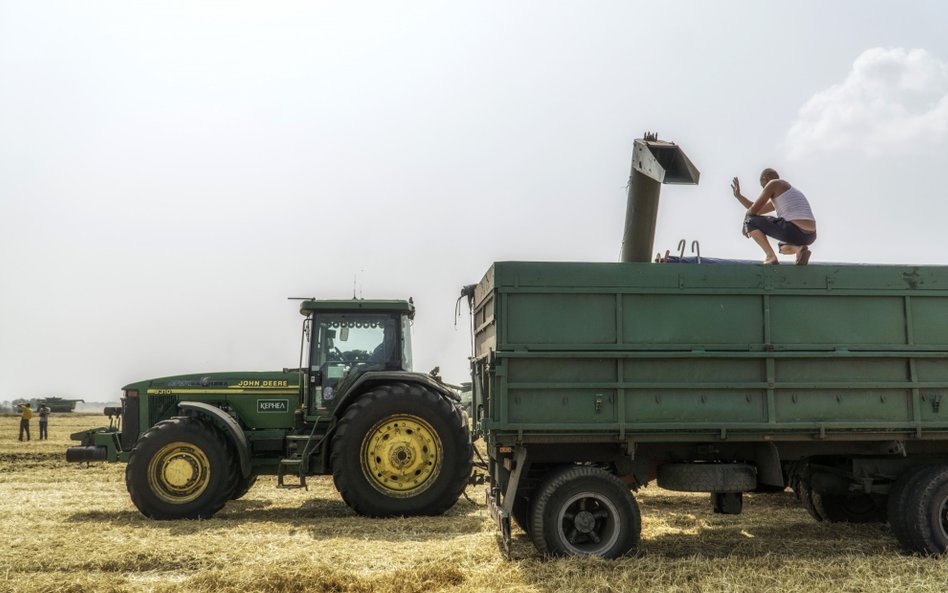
[731,168,817,265]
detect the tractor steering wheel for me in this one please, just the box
[333,346,352,363]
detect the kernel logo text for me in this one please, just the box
[257,399,289,413]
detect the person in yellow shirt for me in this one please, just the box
[17,403,32,441]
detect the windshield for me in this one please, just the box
[311,313,400,404]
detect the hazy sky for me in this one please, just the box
[2,1,947,401]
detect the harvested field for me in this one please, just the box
[2,414,948,593]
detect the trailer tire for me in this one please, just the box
[529,466,640,558]
[511,493,532,533]
[797,476,826,522]
[900,465,948,555]
[790,463,826,522]
[789,468,803,502]
[813,492,887,523]
[888,466,935,551]
[330,383,472,517]
[126,417,236,520]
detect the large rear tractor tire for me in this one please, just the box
[529,466,641,558]
[330,383,473,517]
[126,417,236,520]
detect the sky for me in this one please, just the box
[2,1,948,402]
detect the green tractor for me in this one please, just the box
[68,299,473,520]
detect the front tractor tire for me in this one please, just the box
[126,417,236,520]
[230,474,258,500]
[330,383,472,517]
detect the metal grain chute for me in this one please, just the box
[620,133,700,263]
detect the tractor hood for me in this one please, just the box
[123,371,301,396]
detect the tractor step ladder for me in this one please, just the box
[277,416,323,490]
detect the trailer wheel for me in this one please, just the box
[899,465,948,555]
[791,464,826,521]
[888,466,935,551]
[330,383,472,517]
[528,466,640,558]
[126,417,236,519]
[230,474,257,500]
[813,492,887,523]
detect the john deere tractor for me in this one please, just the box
[68,299,472,520]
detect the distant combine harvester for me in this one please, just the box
[35,397,85,413]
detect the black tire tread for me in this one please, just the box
[528,465,641,558]
[126,416,237,520]
[511,493,532,533]
[793,463,826,522]
[888,466,934,551]
[330,383,472,517]
[813,492,887,523]
[903,465,948,555]
[230,474,257,500]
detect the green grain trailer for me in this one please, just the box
[469,136,948,558]
[472,261,948,558]
[68,299,472,520]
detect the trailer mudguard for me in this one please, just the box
[178,401,252,478]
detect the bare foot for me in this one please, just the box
[763,257,779,265]
[795,246,811,265]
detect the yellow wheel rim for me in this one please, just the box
[147,441,211,504]
[361,415,442,497]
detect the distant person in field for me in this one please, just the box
[17,403,32,441]
[731,168,817,265]
[38,404,50,440]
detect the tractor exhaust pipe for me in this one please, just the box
[620,133,700,263]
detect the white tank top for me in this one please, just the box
[773,186,815,222]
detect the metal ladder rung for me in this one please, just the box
[277,458,307,489]
[277,415,323,491]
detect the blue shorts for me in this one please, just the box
[744,216,816,246]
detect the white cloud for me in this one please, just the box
[785,47,948,158]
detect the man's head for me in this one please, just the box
[760,168,780,187]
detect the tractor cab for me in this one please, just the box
[299,299,415,413]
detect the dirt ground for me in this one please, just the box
[2,413,948,593]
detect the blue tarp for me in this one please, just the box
[661,256,762,265]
